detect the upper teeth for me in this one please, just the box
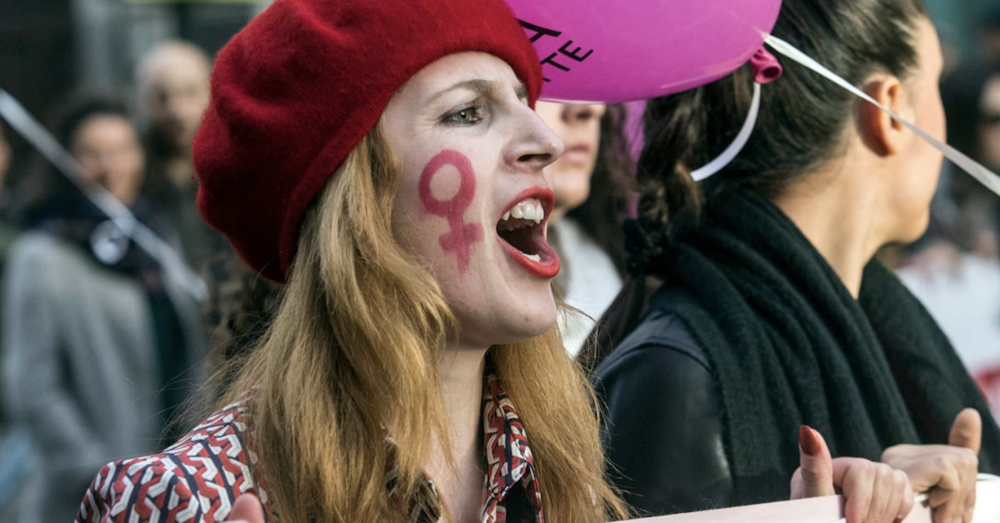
[501,198,544,225]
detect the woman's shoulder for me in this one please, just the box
[595,286,714,380]
[75,401,270,523]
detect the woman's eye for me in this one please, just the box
[444,105,484,125]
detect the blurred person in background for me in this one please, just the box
[0,120,35,523]
[1,94,207,523]
[535,102,632,356]
[137,40,229,272]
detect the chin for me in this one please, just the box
[558,191,590,213]
[554,175,591,209]
[461,302,558,347]
[515,309,559,340]
[895,212,931,246]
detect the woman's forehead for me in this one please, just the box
[397,52,522,100]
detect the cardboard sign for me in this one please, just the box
[613,475,1000,523]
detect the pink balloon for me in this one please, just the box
[507,1,783,103]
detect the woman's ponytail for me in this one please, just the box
[627,88,705,276]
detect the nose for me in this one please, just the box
[507,105,565,173]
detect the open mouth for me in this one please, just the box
[495,188,560,278]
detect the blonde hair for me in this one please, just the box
[221,126,628,522]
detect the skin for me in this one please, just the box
[534,101,606,221]
[384,52,563,350]
[774,19,981,523]
[793,427,915,523]
[418,149,485,273]
[774,18,945,298]
[883,410,981,523]
[138,41,210,168]
[382,53,564,520]
[71,115,145,206]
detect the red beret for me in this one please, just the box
[193,0,542,283]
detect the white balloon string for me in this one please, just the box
[765,34,1000,197]
[691,82,762,182]
[0,89,207,301]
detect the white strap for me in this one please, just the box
[765,34,1000,197]
[691,82,762,182]
[0,90,207,301]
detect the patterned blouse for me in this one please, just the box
[75,375,542,523]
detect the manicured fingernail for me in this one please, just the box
[893,518,902,523]
[799,425,820,456]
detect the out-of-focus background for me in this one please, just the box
[0,0,999,522]
[1,2,276,522]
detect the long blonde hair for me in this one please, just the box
[221,126,628,522]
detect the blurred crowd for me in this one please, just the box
[0,40,227,523]
[0,1,999,522]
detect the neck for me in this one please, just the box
[771,157,885,298]
[438,345,488,455]
[425,344,488,522]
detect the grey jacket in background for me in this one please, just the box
[0,231,207,523]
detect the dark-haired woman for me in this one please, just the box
[594,0,1000,521]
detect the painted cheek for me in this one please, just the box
[418,150,485,274]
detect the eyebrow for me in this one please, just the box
[428,79,529,104]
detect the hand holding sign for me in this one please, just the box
[505,0,783,102]
[793,426,915,523]
[882,409,982,523]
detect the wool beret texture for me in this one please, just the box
[193,0,543,283]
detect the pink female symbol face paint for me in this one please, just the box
[418,149,484,273]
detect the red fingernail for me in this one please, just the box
[892,518,902,523]
[799,425,820,456]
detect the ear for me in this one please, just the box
[857,75,908,157]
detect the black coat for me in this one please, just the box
[593,188,1000,517]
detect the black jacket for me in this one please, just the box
[592,189,1000,517]
[594,288,733,516]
